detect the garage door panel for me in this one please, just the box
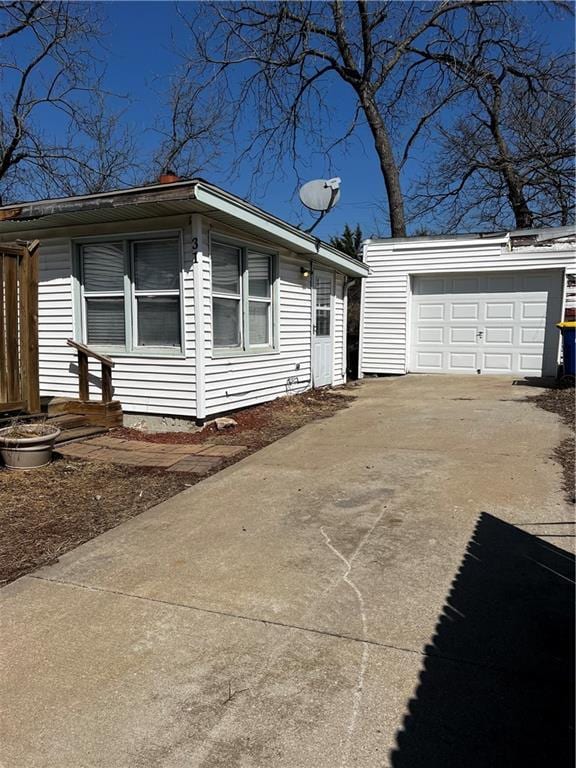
[519,354,543,372]
[452,277,479,293]
[409,271,562,376]
[417,351,443,368]
[521,302,547,319]
[418,327,444,343]
[450,352,477,370]
[483,353,513,371]
[485,302,514,319]
[521,327,545,344]
[484,327,513,344]
[416,278,445,294]
[419,303,444,320]
[450,327,478,344]
[451,303,479,320]
[523,274,557,293]
[486,275,515,292]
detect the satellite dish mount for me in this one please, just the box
[299,177,341,233]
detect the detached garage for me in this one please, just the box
[359,227,575,378]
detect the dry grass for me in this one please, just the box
[0,387,355,585]
[0,461,190,586]
[530,382,575,504]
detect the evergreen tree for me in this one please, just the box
[330,223,364,377]
[330,224,363,261]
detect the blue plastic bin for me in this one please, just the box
[557,322,576,376]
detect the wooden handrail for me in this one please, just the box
[66,338,115,404]
[66,338,115,367]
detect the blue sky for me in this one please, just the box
[102,2,392,240]
[40,3,576,240]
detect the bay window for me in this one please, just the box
[211,239,277,353]
[79,236,182,353]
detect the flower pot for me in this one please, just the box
[0,426,61,470]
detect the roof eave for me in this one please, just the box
[0,178,368,278]
[193,182,369,278]
[0,180,201,223]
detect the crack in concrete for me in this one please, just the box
[320,526,370,768]
[318,506,388,767]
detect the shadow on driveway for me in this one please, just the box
[391,512,575,768]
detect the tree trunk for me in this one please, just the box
[499,159,534,229]
[489,91,534,230]
[359,91,407,237]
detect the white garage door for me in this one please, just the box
[409,271,563,376]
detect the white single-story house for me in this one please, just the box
[359,226,575,378]
[0,179,368,423]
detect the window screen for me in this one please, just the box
[248,253,271,298]
[212,242,242,348]
[249,301,270,345]
[212,243,241,295]
[86,297,125,346]
[136,296,181,347]
[213,297,241,347]
[83,243,124,292]
[134,240,180,291]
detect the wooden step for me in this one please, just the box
[54,425,107,445]
[47,414,90,429]
[45,397,123,428]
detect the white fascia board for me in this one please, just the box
[390,235,509,252]
[193,182,369,278]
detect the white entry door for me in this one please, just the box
[410,271,563,376]
[312,269,333,386]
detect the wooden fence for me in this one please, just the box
[0,241,40,414]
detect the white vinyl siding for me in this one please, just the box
[37,239,76,399]
[35,225,197,417]
[7,213,350,420]
[203,215,323,415]
[360,236,575,376]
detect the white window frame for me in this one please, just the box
[75,231,185,357]
[210,234,279,357]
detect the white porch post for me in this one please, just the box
[191,214,206,423]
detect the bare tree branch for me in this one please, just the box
[0,2,138,202]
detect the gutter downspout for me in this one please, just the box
[343,277,357,383]
[357,240,371,379]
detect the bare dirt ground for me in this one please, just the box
[530,381,575,504]
[0,388,354,585]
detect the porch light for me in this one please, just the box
[300,266,312,278]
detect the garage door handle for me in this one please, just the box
[477,330,484,338]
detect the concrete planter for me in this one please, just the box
[0,426,61,470]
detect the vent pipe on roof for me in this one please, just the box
[158,170,180,184]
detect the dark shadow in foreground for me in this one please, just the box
[391,512,575,768]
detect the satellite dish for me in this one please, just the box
[299,178,341,212]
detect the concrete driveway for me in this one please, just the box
[1,376,574,768]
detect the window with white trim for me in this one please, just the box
[79,237,182,353]
[211,239,276,352]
